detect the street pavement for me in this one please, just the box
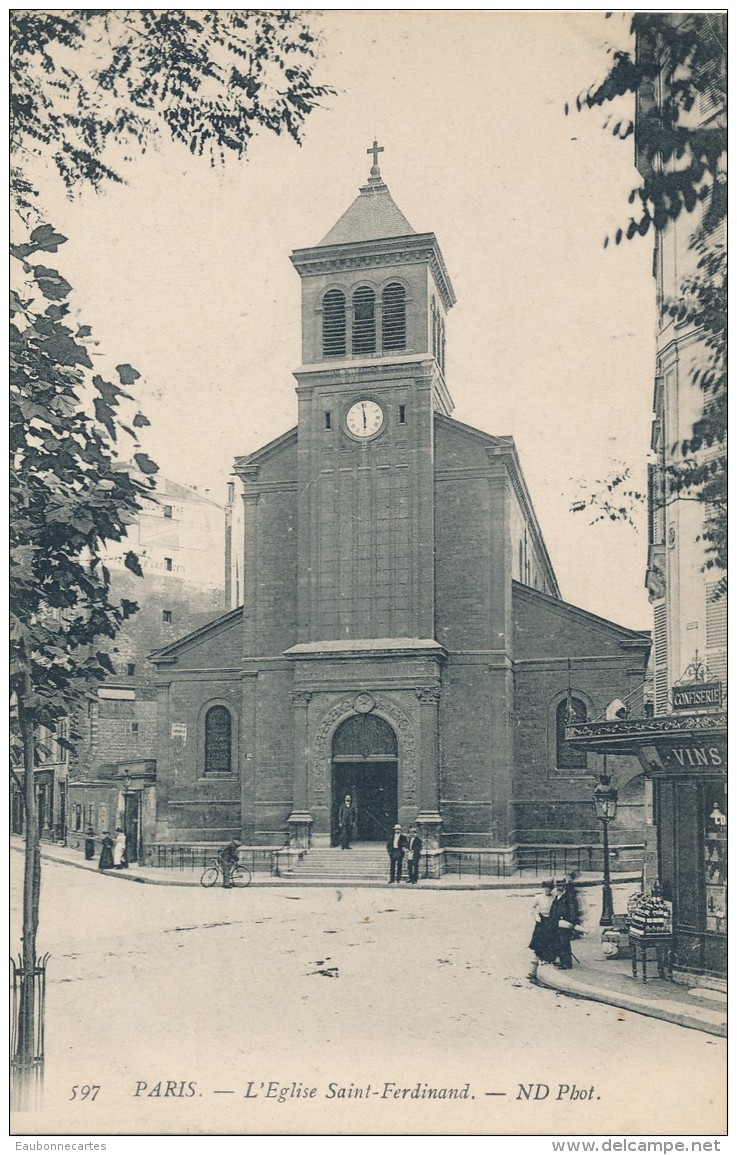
[11,856,726,1136]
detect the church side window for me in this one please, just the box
[322,289,346,357]
[440,317,446,375]
[431,300,438,359]
[382,282,406,351]
[556,698,588,770]
[204,705,232,774]
[352,287,376,354]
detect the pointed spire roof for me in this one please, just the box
[316,143,416,247]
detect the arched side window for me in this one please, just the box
[205,705,232,774]
[556,698,588,770]
[431,300,438,359]
[382,282,406,351]
[352,287,376,354]
[322,289,346,357]
[439,318,446,375]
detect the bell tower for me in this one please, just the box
[289,144,456,644]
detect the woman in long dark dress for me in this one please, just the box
[98,831,114,871]
[529,879,557,963]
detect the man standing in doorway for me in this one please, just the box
[406,825,422,884]
[338,794,357,849]
[386,823,408,883]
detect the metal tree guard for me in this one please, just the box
[10,952,50,1068]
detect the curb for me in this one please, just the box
[534,965,727,1038]
[13,845,641,892]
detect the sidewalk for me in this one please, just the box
[11,835,640,892]
[13,838,725,1037]
[533,921,727,1038]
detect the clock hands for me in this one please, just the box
[361,402,366,430]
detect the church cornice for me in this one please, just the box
[285,637,447,662]
[291,233,456,311]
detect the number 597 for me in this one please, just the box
[69,1084,100,1101]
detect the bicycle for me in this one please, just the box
[200,859,252,888]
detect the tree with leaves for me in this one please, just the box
[10,223,158,1066]
[11,9,332,214]
[568,13,726,586]
[10,9,331,1066]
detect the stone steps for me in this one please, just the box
[283,846,390,881]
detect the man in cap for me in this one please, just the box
[218,838,241,888]
[386,823,408,884]
[549,874,584,968]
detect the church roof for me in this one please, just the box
[317,174,416,247]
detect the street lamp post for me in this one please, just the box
[593,763,618,928]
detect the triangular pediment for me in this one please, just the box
[149,606,243,670]
[513,583,651,660]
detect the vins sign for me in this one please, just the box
[672,682,722,711]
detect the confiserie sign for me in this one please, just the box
[672,682,722,710]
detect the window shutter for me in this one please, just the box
[653,602,669,714]
[705,583,727,689]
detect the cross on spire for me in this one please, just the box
[367,138,384,175]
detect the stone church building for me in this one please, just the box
[150,152,650,870]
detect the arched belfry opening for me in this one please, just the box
[331,714,398,843]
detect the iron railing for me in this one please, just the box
[152,844,284,876]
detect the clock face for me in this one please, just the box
[345,399,384,439]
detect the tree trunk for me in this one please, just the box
[17,686,40,1066]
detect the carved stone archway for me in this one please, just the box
[312,693,418,808]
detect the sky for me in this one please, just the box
[27,11,656,629]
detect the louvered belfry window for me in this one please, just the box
[205,705,232,774]
[352,287,376,354]
[322,289,346,357]
[382,282,406,351]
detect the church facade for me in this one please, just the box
[150,153,650,869]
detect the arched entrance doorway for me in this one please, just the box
[331,714,398,843]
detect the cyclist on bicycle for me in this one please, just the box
[217,839,241,889]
